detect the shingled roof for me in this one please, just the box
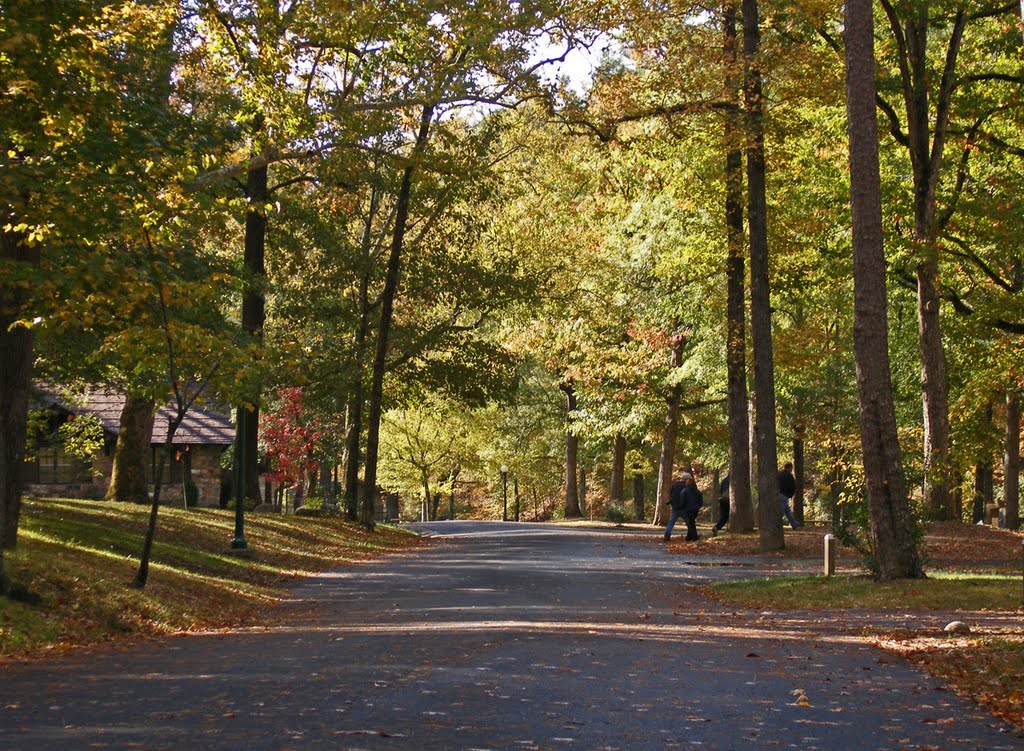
[35,387,236,447]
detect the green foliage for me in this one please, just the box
[23,408,52,462]
[183,479,199,508]
[605,503,628,525]
[57,413,106,463]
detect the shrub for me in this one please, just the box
[183,479,199,507]
[605,503,628,525]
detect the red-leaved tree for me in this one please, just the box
[260,387,321,494]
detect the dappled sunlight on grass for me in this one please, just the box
[1,498,422,660]
[708,572,1024,612]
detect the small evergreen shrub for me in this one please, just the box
[605,503,628,525]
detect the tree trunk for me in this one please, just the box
[972,463,987,524]
[633,473,645,522]
[748,396,757,511]
[724,1,754,535]
[952,470,963,521]
[917,250,952,518]
[421,472,432,522]
[562,382,582,518]
[828,441,843,528]
[793,430,805,525]
[610,434,626,505]
[654,339,686,526]
[361,105,434,528]
[320,461,332,505]
[104,396,156,502]
[0,227,38,560]
[742,0,782,552]
[845,0,923,579]
[881,5,966,519]
[238,162,268,505]
[973,401,995,522]
[344,183,381,521]
[1005,389,1020,530]
[654,394,681,526]
[307,466,318,498]
[344,392,363,519]
[578,465,587,516]
[134,414,184,588]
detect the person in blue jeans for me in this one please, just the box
[778,462,801,529]
[665,472,704,541]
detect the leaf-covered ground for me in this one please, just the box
[678,519,1023,571]
[0,498,423,661]
[682,519,1024,730]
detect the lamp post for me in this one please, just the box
[231,406,248,551]
[501,465,509,522]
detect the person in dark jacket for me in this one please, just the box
[713,473,730,535]
[778,462,801,529]
[665,472,703,542]
[665,474,687,542]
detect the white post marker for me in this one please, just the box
[824,533,837,578]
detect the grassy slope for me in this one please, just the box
[1,498,421,659]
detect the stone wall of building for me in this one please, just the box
[91,453,113,497]
[191,446,224,507]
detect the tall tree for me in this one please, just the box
[723,1,754,533]
[872,2,1023,516]
[360,103,435,527]
[654,336,686,526]
[845,0,924,580]
[239,162,268,504]
[562,382,583,518]
[742,0,783,550]
[1005,388,1020,530]
[609,433,626,506]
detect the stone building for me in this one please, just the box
[24,388,235,507]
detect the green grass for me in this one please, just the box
[1,498,421,659]
[709,571,1024,611]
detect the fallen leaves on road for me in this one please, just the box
[875,631,1024,728]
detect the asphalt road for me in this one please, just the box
[0,521,1017,750]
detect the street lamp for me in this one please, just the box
[500,465,509,522]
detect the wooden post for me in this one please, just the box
[986,503,1000,527]
[824,533,837,577]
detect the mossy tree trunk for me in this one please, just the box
[104,396,156,503]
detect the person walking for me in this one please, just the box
[680,473,704,541]
[665,473,687,542]
[778,462,801,529]
[713,473,729,535]
[665,471,704,542]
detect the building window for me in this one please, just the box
[150,446,185,485]
[24,446,92,484]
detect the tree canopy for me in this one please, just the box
[3,0,1024,589]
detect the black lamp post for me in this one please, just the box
[231,406,248,550]
[501,465,509,522]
